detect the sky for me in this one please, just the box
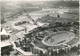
[1,0,59,1]
[1,0,78,2]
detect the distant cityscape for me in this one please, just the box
[0,0,79,56]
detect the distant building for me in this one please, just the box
[0,28,13,56]
[0,28,10,41]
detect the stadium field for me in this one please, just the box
[42,31,75,46]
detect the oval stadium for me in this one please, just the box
[25,25,79,52]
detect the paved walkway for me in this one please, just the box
[11,42,33,56]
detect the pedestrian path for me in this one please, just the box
[11,42,33,56]
[31,42,46,53]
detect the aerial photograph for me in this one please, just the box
[0,0,79,56]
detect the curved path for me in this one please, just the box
[42,31,75,46]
